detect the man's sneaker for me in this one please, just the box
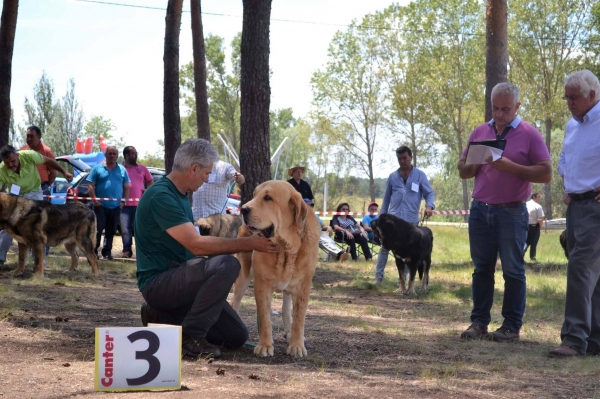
[338,252,348,262]
[460,324,488,340]
[141,303,159,326]
[373,278,383,285]
[486,327,519,342]
[122,251,133,259]
[102,254,114,260]
[182,336,221,358]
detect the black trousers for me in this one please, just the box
[141,255,248,348]
[93,205,121,257]
[525,224,541,259]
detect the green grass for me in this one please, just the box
[313,224,570,344]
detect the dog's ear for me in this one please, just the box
[289,192,308,234]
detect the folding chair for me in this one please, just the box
[330,219,365,260]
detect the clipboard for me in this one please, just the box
[465,139,506,165]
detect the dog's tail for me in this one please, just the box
[418,261,424,281]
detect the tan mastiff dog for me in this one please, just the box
[232,180,320,357]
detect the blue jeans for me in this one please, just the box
[468,200,528,332]
[120,206,137,253]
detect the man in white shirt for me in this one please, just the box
[524,192,545,262]
[191,160,244,220]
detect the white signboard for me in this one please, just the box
[94,325,181,392]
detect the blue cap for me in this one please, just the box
[303,198,312,204]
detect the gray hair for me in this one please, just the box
[491,82,520,104]
[564,70,600,100]
[172,138,219,172]
[104,145,118,155]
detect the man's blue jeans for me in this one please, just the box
[468,200,528,333]
[120,206,137,254]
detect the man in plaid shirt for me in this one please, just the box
[191,160,244,220]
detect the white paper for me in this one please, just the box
[208,173,216,183]
[10,184,20,195]
[465,145,504,165]
[411,182,419,193]
[194,226,201,235]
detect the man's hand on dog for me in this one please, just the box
[247,234,279,253]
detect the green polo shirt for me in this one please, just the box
[0,150,44,194]
[135,176,195,291]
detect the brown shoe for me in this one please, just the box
[182,336,221,359]
[141,303,159,326]
[549,345,582,357]
[460,324,488,340]
[338,252,349,262]
[486,327,519,342]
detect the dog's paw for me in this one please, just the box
[286,343,307,358]
[254,343,274,357]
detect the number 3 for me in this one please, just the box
[126,330,161,386]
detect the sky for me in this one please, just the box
[11,0,408,176]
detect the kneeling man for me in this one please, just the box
[136,139,277,358]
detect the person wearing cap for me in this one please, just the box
[361,202,380,243]
[375,146,435,285]
[287,165,314,205]
[304,198,348,263]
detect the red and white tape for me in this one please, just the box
[314,211,469,216]
[43,196,468,215]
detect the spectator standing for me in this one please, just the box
[287,165,314,205]
[191,160,244,220]
[374,146,435,285]
[524,193,545,262]
[121,146,153,258]
[20,125,58,201]
[457,82,551,342]
[550,70,600,357]
[136,139,277,358]
[87,146,130,260]
[0,146,73,267]
[21,125,58,257]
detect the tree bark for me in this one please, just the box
[191,0,210,141]
[0,0,19,148]
[239,0,272,204]
[163,0,183,174]
[484,0,508,122]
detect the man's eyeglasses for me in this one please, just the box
[564,94,581,102]
[340,208,349,211]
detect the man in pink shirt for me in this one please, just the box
[121,146,154,258]
[457,82,551,343]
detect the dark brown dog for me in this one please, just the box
[372,214,433,295]
[0,194,98,276]
[194,213,243,239]
[560,229,569,259]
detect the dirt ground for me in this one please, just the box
[1,243,599,399]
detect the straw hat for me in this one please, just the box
[288,164,306,177]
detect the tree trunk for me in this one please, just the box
[484,0,508,122]
[543,117,553,219]
[239,0,272,205]
[191,0,210,141]
[163,0,183,174]
[0,0,19,148]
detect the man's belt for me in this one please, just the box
[568,190,598,201]
[474,200,524,208]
